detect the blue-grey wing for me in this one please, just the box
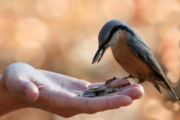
[127,36,179,101]
[127,37,165,79]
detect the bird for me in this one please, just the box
[92,20,179,101]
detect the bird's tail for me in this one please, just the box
[156,77,179,101]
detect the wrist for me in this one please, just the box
[0,75,29,116]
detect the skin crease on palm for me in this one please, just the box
[0,63,144,118]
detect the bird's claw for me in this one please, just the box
[105,77,117,85]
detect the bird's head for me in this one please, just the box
[92,20,135,64]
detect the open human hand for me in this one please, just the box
[1,63,144,117]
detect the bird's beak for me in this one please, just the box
[92,46,106,64]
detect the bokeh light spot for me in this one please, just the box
[36,0,69,19]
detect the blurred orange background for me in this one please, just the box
[0,0,180,120]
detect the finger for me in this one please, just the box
[73,95,132,113]
[57,111,79,118]
[89,82,105,88]
[106,78,130,88]
[111,84,144,99]
[70,89,83,95]
[73,79,91,90]
[41,70,90,90]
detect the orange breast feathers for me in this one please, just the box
[111,32,154,82]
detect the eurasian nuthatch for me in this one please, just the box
[92,20,179,101]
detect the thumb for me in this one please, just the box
[5,76,39,102]
[15,80,39,102]
[2,63,40,102]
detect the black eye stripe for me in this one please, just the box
[99,25,134,49]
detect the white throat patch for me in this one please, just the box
[107,30,121,46]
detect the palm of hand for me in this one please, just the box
[3,63,143,117]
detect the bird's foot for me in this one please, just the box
[105,75,132,85]
[105,77,117,85]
